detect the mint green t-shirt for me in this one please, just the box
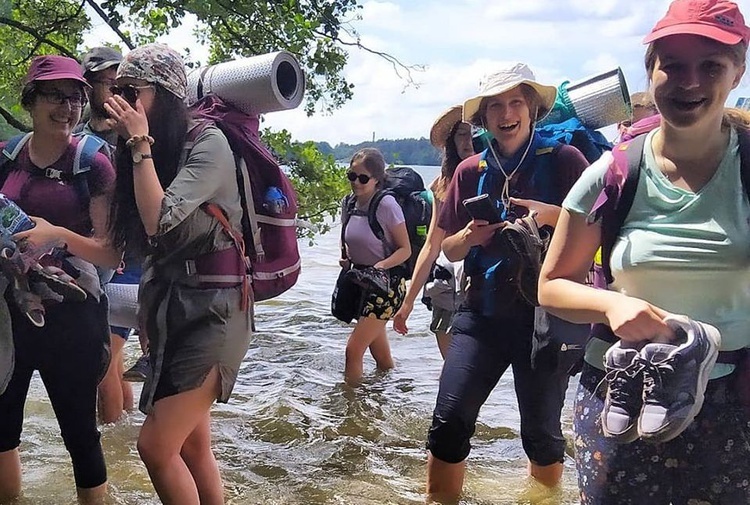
[563,128,750,377]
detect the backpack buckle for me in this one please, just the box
[45,168,63,180]
[185,259,197,276]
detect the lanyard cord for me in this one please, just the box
[485,120,537,211]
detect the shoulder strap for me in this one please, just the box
[340,194,356,259]
[0,133,32,189]
[737,128,750,202]
[366,190,387,241]
[71,134,107,175]
[600,134,647,285]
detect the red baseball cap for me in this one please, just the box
[25,55,91,87]
[643,0,750,45]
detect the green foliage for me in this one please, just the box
[262,128,349,242]
[319,138,442,166]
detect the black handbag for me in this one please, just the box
[331,267,363,323]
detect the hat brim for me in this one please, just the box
[87,60,121,73]
[429,105,464,148]
[463,80,557,125]
[32,73,91,88]
[643,23,744,45]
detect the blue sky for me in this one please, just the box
[87,0,750,145]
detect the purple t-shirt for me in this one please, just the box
[343,193,405,266]
[0,138,115,236]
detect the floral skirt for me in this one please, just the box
[574,362,750,505]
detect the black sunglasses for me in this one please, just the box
[109,84,154,104]
[347,171,372,184]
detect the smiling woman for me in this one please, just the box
[0,54,119,504]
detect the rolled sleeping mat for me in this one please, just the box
[186,51,305,115]
[539,68,632,130]
[105,282,139,329]
[565,67,631,129]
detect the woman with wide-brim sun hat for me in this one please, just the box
[424,63,589,502]
[539,0,750,502]
[392,105,474,358]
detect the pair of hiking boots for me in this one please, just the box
[601,315,720,443]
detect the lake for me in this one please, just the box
[12,165,581,504]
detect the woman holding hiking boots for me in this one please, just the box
[105,43,251,504]
[538,0,750,502]
[424,64,588,502]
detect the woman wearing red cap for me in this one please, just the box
[539,0,750,502]
[0,55,119,503]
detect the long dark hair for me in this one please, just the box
[432,121,464,202]
[109,84,189,255]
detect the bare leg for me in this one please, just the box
[368,325,394,371]
[0,449,21,503]
[344,317,390,385]
[120,347,134,411]
[434,331,452,360]
[181,411,223,505]
[426,451,465,504]
[137,367,222,505]
[76,482,107,505]
[529,461,563,488]
[98,334,128,423]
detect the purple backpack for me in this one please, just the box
[188,95,301,302]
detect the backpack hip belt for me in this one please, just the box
[160,247,248,289]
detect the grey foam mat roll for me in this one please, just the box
[105,282,139,329]
[186,51,305,115]
[567,68,631,129]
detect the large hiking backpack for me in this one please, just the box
[536,117,612,164]
[188,95,301,302]
[341,166,431,278]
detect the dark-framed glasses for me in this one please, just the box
[37,90,87,108]
[109,84,154,104]
[346,171,372,184]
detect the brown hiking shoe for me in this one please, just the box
[499,215,549,306]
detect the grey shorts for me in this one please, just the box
[429,306,454,335]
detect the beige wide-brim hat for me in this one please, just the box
[429,105,464,148]
[463,63,557,125]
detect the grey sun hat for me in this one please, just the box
[81,46,123,74]
[117,43,187,99]
[462,63,557,125]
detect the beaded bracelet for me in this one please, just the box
[125,135,155,148]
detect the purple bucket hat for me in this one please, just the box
[25,55,91,87]
[117,43,187,99]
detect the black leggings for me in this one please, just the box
[0,295,110,489]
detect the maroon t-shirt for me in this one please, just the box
[0,139,115,236]
[438,145,588,235]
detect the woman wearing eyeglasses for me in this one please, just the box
[104,43,251,505]
[339,148,411,385]
[0,55,120,504]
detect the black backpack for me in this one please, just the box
[341,166,432,278]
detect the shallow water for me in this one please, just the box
[14,166,582,504]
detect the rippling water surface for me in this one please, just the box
[16,166,581,504]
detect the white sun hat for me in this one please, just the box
[462,63,557,125]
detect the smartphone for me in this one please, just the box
[462,194,501,224]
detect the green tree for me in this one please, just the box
[0,0,419,237]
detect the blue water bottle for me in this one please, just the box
[0,194,35,236]
[263,186,289,215]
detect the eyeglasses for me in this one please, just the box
[347,171,372,184]
[109,84,154,104]
[37,90,87,108]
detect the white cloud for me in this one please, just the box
[84,0,750,144]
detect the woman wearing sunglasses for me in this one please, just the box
[0,55,120,504]
[104,44,251,504]
[339,148,411,385]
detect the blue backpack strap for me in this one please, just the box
[600,134,647,285]
[0,133,33,189]
[69,134,107,209]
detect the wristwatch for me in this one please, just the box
[132,151,153,164]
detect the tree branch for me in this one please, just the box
[0,106,30,133]
[0,17,77,57]
[84,0,135,49]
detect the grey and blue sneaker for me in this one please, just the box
[601,342,645,443]
[637,315,720,443]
